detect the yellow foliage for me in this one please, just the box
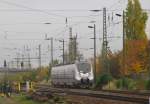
[96,58,102,76]
[90,57,102,77]
[125,39,148,74]
[36,66,49,81]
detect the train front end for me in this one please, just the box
[76,62,94,86]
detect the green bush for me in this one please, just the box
[116,77,136,90]
[96,74,113,89]
[145,79,150,90]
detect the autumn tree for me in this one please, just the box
[124,0,148,75]
[146,41,150,74]
[108,52,122,78]
[126,0,148,40]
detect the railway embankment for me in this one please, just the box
[29,84,149,104]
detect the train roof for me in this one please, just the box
[53,63,75,67]
[52,60,89,67]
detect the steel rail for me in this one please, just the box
[34,85,149,104]
[35,84,150,96]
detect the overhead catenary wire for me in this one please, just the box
[0,0,66,19]
[108,0,123,10]
[0,9,126,12]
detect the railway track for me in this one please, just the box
[101,89,150,96]
[33,84,150,104]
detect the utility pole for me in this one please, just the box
[88,24,96,84]
[59,39,65,64]
[24,45,26,69]
[123,10,126,75]
[45,36,54,66]
[63,39,65,65]
[45,36,53,79]
[38,44,41,70]
[74,34,77,61]
[21,61,24,70]
[93,24,96,84]
[16,53,19,69]
[21,54,24,70]
[28,53,31,69]
[102,7,108,73]
[51,37,53,66]
[4,60,8,89]
[27,46,31,70]
[69,27,73,63]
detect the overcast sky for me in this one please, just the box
[0,0,149,68]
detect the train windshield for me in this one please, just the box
[77,63,91,73]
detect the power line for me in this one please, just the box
[0,23,45,25]
[108,0,122,10]
[0,0,66,18]
[0,30,48,34]
[0,20,94,38]
[0,9,124,12]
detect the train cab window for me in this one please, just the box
[77,63,91,73]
